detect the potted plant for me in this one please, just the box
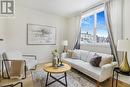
[52,49,59,67]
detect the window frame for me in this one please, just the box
[80,7,109,45]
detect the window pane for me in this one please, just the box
[80,15,94,43]
[96,11,109,43]
[80,10,109,44]
[97,11,105,27]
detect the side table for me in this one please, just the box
[43,63,71,87]
[112,67,130,87]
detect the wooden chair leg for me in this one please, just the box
[97,81,100,87]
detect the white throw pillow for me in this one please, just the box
[67,50,73,58]
[87,52,96,62]
[96,53,113,67]
[80,50,89,62]
[71,50,81,59]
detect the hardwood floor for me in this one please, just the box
[71,68,130,87]
[111,79,130,87]
[1,64,130,87]
[101,78,130,87]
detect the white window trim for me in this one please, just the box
[80,6,108,45]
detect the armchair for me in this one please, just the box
[0,51,37,87]
[1,51,37,79]
[2,60,26,79]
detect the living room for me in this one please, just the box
[0,0,130,87]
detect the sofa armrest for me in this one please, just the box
[101,63,113,70]
[111,62,118,67]
[100,63,115,81]
[101,62,118,70]
[100,62,118,81]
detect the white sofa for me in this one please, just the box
[62,50,117,87]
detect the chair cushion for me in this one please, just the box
[10,60,24,79]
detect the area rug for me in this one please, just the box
[31,69,97,87]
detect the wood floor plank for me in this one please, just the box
[1,63,130,87]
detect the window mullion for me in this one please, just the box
[93,13,97,42]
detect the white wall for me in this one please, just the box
[124,0,130,64]
[4,5,67,63]
[124,0,130,38]
[116,0,130,84]
[0,18,7,71]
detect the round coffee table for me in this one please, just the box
[43,63,71,87]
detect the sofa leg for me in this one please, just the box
[109,78,112,87]
[96,81,100,87]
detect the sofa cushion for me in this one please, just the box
[96,53,113,67]
[71,50,81,59]
[63,57,114,82]
[79,50,89,62]
[87,52,96,62]
[67,50,73,58]
[90,54,102,67]
[62,58,102,81]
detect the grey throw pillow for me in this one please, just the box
[90,54,102,67]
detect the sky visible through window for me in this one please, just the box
[80,10,109,44]
[81,15,94,34]
[96,11,108,38]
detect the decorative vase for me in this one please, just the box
[52,56,58,68]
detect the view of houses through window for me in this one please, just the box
[80,7,109,44]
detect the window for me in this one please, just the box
[80,7,109,44]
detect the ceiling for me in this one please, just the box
[17,0,102,17]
